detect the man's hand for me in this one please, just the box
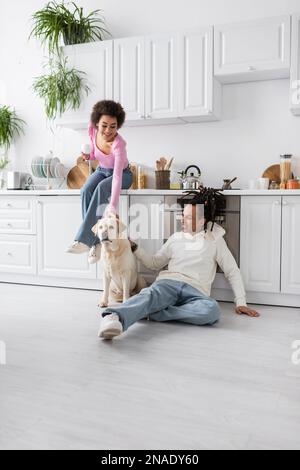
[235,306,260,317]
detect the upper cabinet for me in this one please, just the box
[290,14,300,115]
[178,28,221,122]
[113,36,145,122]
[214,16,291,83]
[114,30,221,126]
[57,41,113,128]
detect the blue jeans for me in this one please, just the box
[75,167,133,247]
[102,279,221,331]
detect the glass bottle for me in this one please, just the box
[280,154,292,189]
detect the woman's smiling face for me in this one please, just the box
[97,115,118,141]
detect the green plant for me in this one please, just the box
[0,157,10,170]
[0,105,26,152]
[29,1,110,54]
[33,56,90,120]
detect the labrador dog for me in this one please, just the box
[92,214,147,308]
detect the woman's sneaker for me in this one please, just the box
[66,241,90,254]
[88,244,101,264]
[98,314,123,340]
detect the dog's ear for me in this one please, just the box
[91,220,100,235]
[117,219,127,235]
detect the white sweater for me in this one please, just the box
[135,223,247,307]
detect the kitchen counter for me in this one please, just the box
[1,189,300,196]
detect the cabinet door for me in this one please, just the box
[114,36,145,122]
[281,197,300,294]
[145,33,179,119]
[240,196,281,292]
[290,14,300,115]
[37,197,96,279]
[214,16,291,83]
[57,41,113,128]
[128,196,164,278]
[178,27,221,121]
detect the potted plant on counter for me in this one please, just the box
[0,105,26,189]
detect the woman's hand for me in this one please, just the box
[235,306,260,317]
[81,152,90,161]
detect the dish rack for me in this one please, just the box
[31,154,69,190]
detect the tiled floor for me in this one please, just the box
[0,283,299,450]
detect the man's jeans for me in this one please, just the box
[102,279,221,331]
[75,167,133,247]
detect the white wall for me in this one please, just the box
[1,0,300,188]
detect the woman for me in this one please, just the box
[67,100,133,264]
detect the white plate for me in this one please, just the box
[50,157,60,178]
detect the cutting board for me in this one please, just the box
[67,157,98,189]
[262,164,294,184]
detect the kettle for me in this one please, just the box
[179,165,202,190]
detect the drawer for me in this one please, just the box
[0,218,35,234]
[0,235,37,274]
[0,197,34,212]
[0,197,36,233]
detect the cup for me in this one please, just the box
[248,179,259,189]
[257,178,270,190]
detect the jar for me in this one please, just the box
[280,154,292,185]
[286,178,300,190]
[269,180,279,190]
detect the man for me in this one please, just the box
[98,200,259,340]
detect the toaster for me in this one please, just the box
[7,172,33,190]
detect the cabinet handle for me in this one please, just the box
[248,66,256,71]
[140,115,145,119]
[6,203,12,208]
[273,201,280,206]
[146,114,152,119]
[7,223,12,228]
[282,200,288,206]
[7,252,13,257]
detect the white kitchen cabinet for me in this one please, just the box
[240,196,300,298]
[240,196,281,292]
[178,28,221,121]
[57,41,113,129]
[290,14,300,115]
[37,196,97,279]
[145,33,180,120]
[214,16,291,83]
[281,197,300,294]
[113,36,145,122]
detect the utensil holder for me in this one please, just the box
[155,170,170,190]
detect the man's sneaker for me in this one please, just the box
[88,244,101,264]
[98,313,123,340]
[66,241,90,254]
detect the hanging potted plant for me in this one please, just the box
[0,105,26,188]
[33,55,90,120]
[29,1,110,54]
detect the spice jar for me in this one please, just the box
[280,154,292,187]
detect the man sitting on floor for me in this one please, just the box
[98,189,259,339]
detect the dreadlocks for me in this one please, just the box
[178,187,226,232]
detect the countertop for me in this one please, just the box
[0,189,300,196]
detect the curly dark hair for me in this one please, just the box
[178,187,226,231]
[90,100,126,129]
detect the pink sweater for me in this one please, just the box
[88,125,129,210]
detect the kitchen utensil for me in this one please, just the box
[165,157,174,171]
[262,164,281,183]
[181,165,202,190]
[160,157,167,170]
[67,156,98,189]
[222,177,237,190]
